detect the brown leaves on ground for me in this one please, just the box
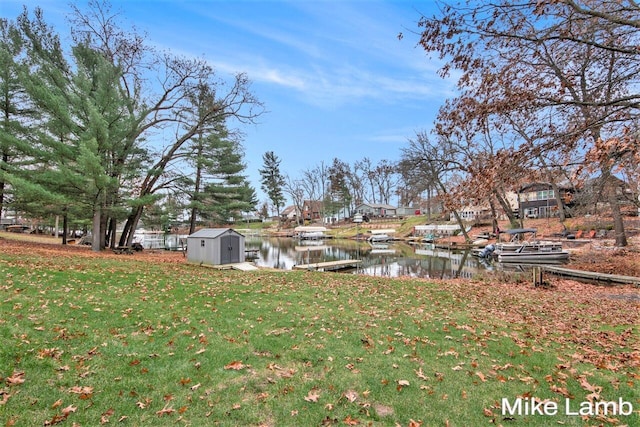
[5,372,25,386]
[43,405,76,426]
[0,237,187,264]
[224,361,247,371]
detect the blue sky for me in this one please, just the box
[2,0,457,204]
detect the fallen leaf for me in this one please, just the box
[224,361,246,370]
[343,415,359,425]
[343,390,358,402]
[415,367,428,380]
[61,405,77,415]
[6,372,25,386]
[156,405,175,417]
[550,384,572,398]
[304,389,321,403]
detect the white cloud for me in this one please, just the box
[140,0,456,110]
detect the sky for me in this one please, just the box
[1,0,458,205]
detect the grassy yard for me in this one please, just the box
[0,240,638,426]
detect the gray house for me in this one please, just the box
[187,228,245,266]
[355,203,397,217]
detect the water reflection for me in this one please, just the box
[246,237,491,279]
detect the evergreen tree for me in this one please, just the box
[190,133,257,226]
[12,8,141,250]
[0,17,32,220]
[181,82,257,230]
[259,151,285,217]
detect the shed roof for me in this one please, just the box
[188,228,244,239]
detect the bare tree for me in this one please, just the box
[416,0,639,245]
[400,131,471,241]
[282,174,305,226]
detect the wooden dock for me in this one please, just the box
[543,265,640,286]
[293,259,362,272]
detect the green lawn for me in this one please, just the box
[0,244,638,426]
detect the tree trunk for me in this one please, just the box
[607,181,627,247]
[493,189,518,227]
[0,146,7,218]
[100,210,108,250]
[489,198,498,234]
[119,213,135,246]
[189,207,197,235]
[516,191,524,228]
[123,205,144,246]
[91,207,101,252]
[437,182,471,242]
[426,186,432,220]
[189,140,204,235]
[598,165,627,247]
[62,213,68,245]
[550,181,566,222]
[107,217,117,249]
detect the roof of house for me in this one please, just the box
[357,203,396,210]
[281,205,298,215]
[188,228,244,239]
[303,200,323,211]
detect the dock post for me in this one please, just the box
[532,267,544,287]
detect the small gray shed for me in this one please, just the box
[187,228,245,266]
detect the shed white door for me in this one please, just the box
[220,235,240,264]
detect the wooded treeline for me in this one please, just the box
[0,1,262,250]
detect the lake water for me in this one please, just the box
[245,237,492,280]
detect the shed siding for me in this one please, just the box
[186,228,245,266]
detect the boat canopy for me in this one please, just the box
[368,229,396,234]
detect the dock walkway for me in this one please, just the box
[293,259,361,272]
[543,265,640,286]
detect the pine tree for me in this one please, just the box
[0,17,32,220]
[183,83,257,230]
[191,133,257,226]
[259,151,285,218]
[12,8,141,250]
